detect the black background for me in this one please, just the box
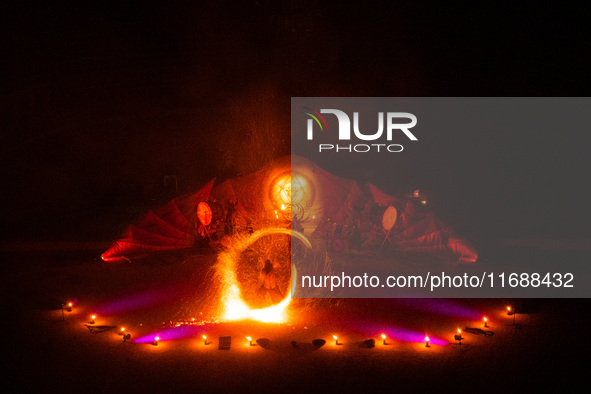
[1,2,590,243]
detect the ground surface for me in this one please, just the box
[1,246,586,393]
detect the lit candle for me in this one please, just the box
[333,335,340,345]
[202,335,208,345]
[483,317,488,327]
[381,334,387,345]
[90,315,96,324]
[425,336,430,347]
[247,336,253,346]
[67,302,73,312]
[154,336,159,346]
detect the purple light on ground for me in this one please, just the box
[383,327,447,346]
[135,324,213,344]
[324,315,447,346]
[96,286,179,314]
[393,299,480,319]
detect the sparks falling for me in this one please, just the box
[214,228,311,323]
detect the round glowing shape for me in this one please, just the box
[457,329,461,334]
[246,337,252,341]
[333,335,338,340]
[484,317,488,322]
[215,228,311,323]
[68,303,72,307]
[420,200,427,205]
[507,306,511,311]
[121,328,125,332]
[425,336,429,341]
[381,334,386,339]
[197,202,213,226]
[202,335,207,340]
[155,337,159,341]
[269,172,314,208]
[91,315,95,319]
[382,206,398,231]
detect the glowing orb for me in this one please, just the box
[197,202,213,226]
[269,171,315,211]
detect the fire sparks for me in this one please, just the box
[214,228,311,323]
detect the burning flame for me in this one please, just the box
[214,228,311,323]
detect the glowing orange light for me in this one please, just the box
[91,315,96,320]
[425,336,429,342]
[381,334,386,339]
[246,336,252,341]
[484,317,487,322]
[425,336,430,347]
[197,202,213,226]
[457,329,461,334]
[216,228,310,324]
[154,336,159,344]
[202,335,207,340]
[121,327,125,332]
[333,335,338,340]
[420,200,427,205]
[507,306,511,311]
[68,302,72,307]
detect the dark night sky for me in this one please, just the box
[1,2,590,241]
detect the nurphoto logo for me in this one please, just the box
[304,107,417,153]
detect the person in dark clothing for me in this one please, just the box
[258,259,284,305]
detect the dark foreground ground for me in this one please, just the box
[1,246,587,393]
